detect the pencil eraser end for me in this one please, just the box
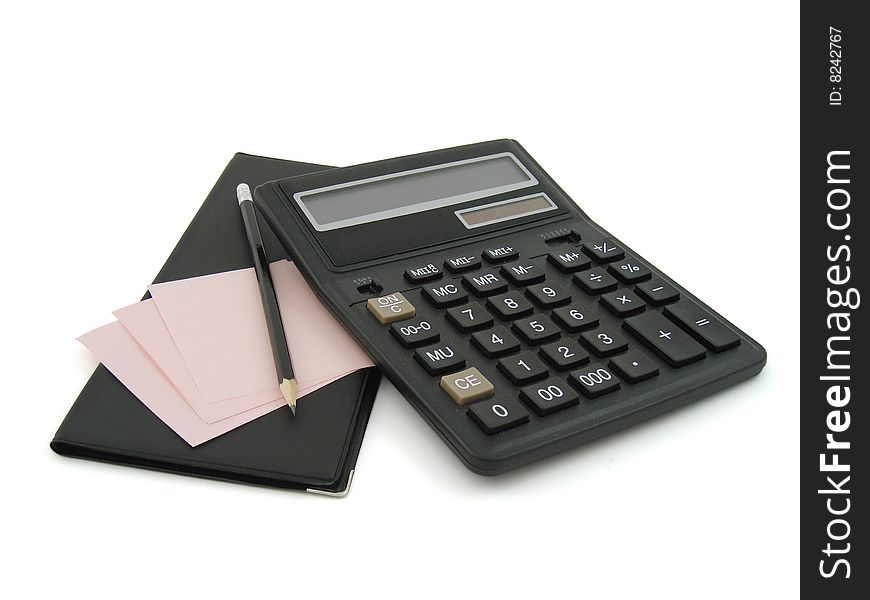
[236,183,252,204]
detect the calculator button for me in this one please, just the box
[548,248,591,273]
[520,377,580,416]
[446,302,494,332]
[573,269,618,294]
[390,317,440,348]
[422,281,468,308]
[472,326,521,358]
[486,291,534,320]
[582,239,625,262]
[636,278,680,305]
[414,342,466,375]
[623,312,706,367]
[444,254,482,273]
[439,367,494,405]
[404,262,442,283]
[600,289,646,318]
[468,397,530,435]
[609,258,652,283]
[539,339,589,371]
[483,245,519,263]
[526,282,572,308]
[512,315,561,345]
[552,304,599,332]
[367,292,416,324]
[501,261,545,286]
[609,353,660,383]
[664,300,741,352]
[498,352,549,385]
[580,326,629,357]
[569,365,621,398]
[462,271,508,297]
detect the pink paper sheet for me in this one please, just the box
[78,322,284,446]
[147,260,373,403]
[113,299,344,424]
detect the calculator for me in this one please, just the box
[255,140,767,475]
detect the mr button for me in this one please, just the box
[440,367,494,405]
[367,292,416,324]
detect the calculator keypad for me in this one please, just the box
[366,233,744,439]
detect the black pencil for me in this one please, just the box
[236,183,297,415]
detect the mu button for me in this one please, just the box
[440,367,495,405]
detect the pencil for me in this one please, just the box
[236,183,297,415]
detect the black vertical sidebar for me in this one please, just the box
[801,2,867,596]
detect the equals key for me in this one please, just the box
[664,300,741,352]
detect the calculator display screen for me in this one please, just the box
[294,153,537,231]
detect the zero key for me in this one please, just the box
[468,397,529,435]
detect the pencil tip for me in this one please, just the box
[236,183,252,205]
[280,378,298,416]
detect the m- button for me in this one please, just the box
[367,292,416,324]
[440,367,495,405]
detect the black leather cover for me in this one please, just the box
[51,153,380,494]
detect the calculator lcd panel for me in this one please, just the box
[294,152,537,231]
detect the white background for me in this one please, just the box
[1,2,799,598]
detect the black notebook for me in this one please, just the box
[51,153,380,495]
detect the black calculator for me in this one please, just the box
[256,140,767,475]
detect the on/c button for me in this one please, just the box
[440,367,494,405]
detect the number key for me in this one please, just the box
[569,365,621,398]
[486,291,534,320]
[390,317,439,348]
[552,303,599,332]
[512,315,561,345]
[520,377,580,416]
[539,339,589,371]
[580,326,629,357]
[498,351,549,385]
[446,302,493,332]
[525,282,571,308]
[472,326,521,358]
[468,397,529,435]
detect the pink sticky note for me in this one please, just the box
[113,300,284,424]
[148,260,373,404]
[78,322,285,447]
[271,261,375,385]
